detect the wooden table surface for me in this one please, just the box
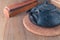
[0,0,60,40]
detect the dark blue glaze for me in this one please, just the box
[28,1,60,28]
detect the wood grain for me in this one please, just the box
[4,0,37,17]
[0,0,60,40]
[51,0,60,8]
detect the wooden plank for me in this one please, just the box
[4,0,37,17]
[4,12,60,40]
[0,0,60,40]
[4,13,27,40]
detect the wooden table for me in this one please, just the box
[0,0,60,40]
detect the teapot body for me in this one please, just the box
[29,1,60,28]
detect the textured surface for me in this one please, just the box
[0,0,60,40]
[28,1,60,28]
[51,0,60,8]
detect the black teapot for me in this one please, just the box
[28,1,60,28]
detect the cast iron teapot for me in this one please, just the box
[28,1,60,28]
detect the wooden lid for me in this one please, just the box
[23,15,60,36]
[51,0,60,8]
